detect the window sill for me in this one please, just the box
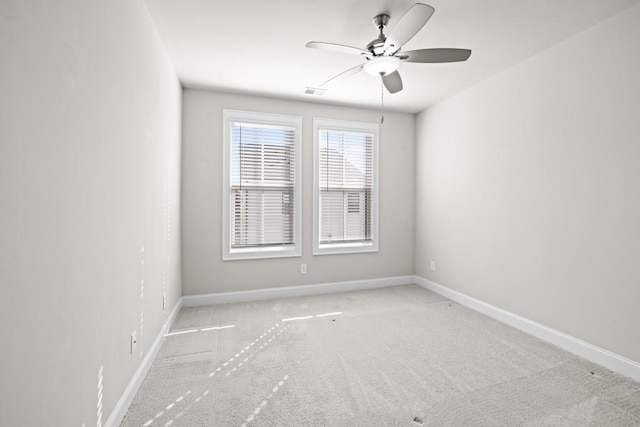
[223,245,301,261]
[313,241,378,256]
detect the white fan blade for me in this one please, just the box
[384,3,435,53]
[306,41,369,56]
[382,71,403,93]
[402,48,471,63]
[320,63,365,87]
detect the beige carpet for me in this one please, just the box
[121,285,640,426]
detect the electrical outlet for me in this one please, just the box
[430,260,436,271]
[130,331,137,355]
[300,264,307,274]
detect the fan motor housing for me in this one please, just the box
[366,37,386,55]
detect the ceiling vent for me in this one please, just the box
[305,87,328,96]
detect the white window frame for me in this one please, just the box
[222,109,302,260]
[313,118,379,255]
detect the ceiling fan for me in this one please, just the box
[306,3,471,94]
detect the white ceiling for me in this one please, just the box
[144,0,640,113]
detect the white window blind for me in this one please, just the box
[314,118,378,255]
[223,110,301,260]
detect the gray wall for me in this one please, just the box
[415,4,640,364]
[0,1,182,425]
[182,90,415,295]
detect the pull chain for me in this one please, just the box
[380,79,385,124]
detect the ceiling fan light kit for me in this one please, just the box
[364,56,400,76]
[306,3,471,95]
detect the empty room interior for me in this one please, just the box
[2,0,640,426]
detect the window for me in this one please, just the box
[223,110,301,260]
[313,118,379,255]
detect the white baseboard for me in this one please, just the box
[415,276,640,382]
[106,299,183,427]
[182,275,415,307]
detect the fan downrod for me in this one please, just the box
[367,14,390,55]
